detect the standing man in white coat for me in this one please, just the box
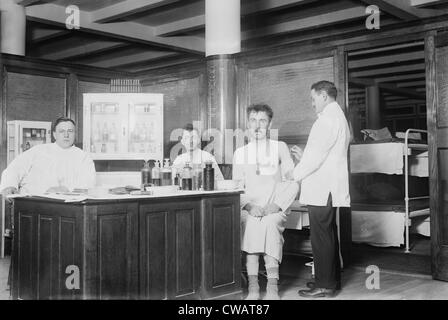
[290,81,351,298]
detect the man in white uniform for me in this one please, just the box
[0,117,96,196]
[172,123,224,182]
[290,81,351,298]
[233,104,299,300]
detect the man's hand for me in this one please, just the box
[290,145,304,163]
[2,187,18,203]
[263,203,281,215]
[46,186,70,193]
[284,169,294,181]
[245,203,265,217]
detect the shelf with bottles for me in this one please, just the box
[133,103,159,115]
[90,102,120,115]
[90,121,120,154]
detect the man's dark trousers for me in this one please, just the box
[308,193,341,290]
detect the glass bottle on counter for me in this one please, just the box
[181,162,193,190]
[151,160,161,186]
[174,172,181,189]
[141,160,151,191]
[203,161,214,191]
[161,158,172,186]
[192,163,202,191]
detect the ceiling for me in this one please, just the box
[17,0,448,75]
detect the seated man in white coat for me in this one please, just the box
[172,123,224,182]
[0,117,96,197]
[233,104,299,300]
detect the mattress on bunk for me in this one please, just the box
[350,141,428,177]
[351,199,430,247]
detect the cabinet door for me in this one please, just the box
[12,201,83,300]
[83,203,139,299]
[139,200,201,300]
[83,93,163,160]
[201,195,242,299]
[127,94,163,160]
[83,93,127,158]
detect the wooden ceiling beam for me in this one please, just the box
[374,73,425,82]
[360,0,448,20]
[242,0,319,16]
[26,3,205,54]
[155,0,318,37]
[155,15,204,37]
[131,57,202,74]
[349,77,426,99]
[30,28,70,43]
[350,63,425,77]
[91,0,180,23]
[349,51,424,68]
[242,6,366,40]
[18,0,43,6]
[40,41,128,60]
[89,51,179,69]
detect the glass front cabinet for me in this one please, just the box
[83,93,164,160]
[7,120,52,165]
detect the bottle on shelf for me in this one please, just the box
[109,122,118,152]
[181,162,193,191]
[102,122,109,142]
[203,161,214,191]
[161,158,172,186]
[151,160,161,186]
[141,160,151,191]
[93,123,101,142]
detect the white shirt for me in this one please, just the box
[293,101,351,207]
[233,139,296,211]
[172,149,224,181]
[0,143,96,194]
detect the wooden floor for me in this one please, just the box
[2,249,448,300]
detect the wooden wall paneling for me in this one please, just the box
[0,53,131,81]
[0,63,6,175]
[66,73,79,140]
[5,68,67,123]
[426,31,440,279]
[247,54,334,145]
[142,75,202,161]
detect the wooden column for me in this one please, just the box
[206,55,237,164]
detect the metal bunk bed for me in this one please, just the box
[350,128,429,253]
[404,128,429,253]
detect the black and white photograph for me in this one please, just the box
[1,0,448,304]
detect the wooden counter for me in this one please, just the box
[11,191,242,300]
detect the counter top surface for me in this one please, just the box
[11,189,244,204]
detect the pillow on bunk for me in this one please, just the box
[361,127,392,141]
[366,182,402,201]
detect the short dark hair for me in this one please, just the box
[183,123,200,135]
[247,104,274,121]
[52,117,76,132]
[311,81,338,99]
